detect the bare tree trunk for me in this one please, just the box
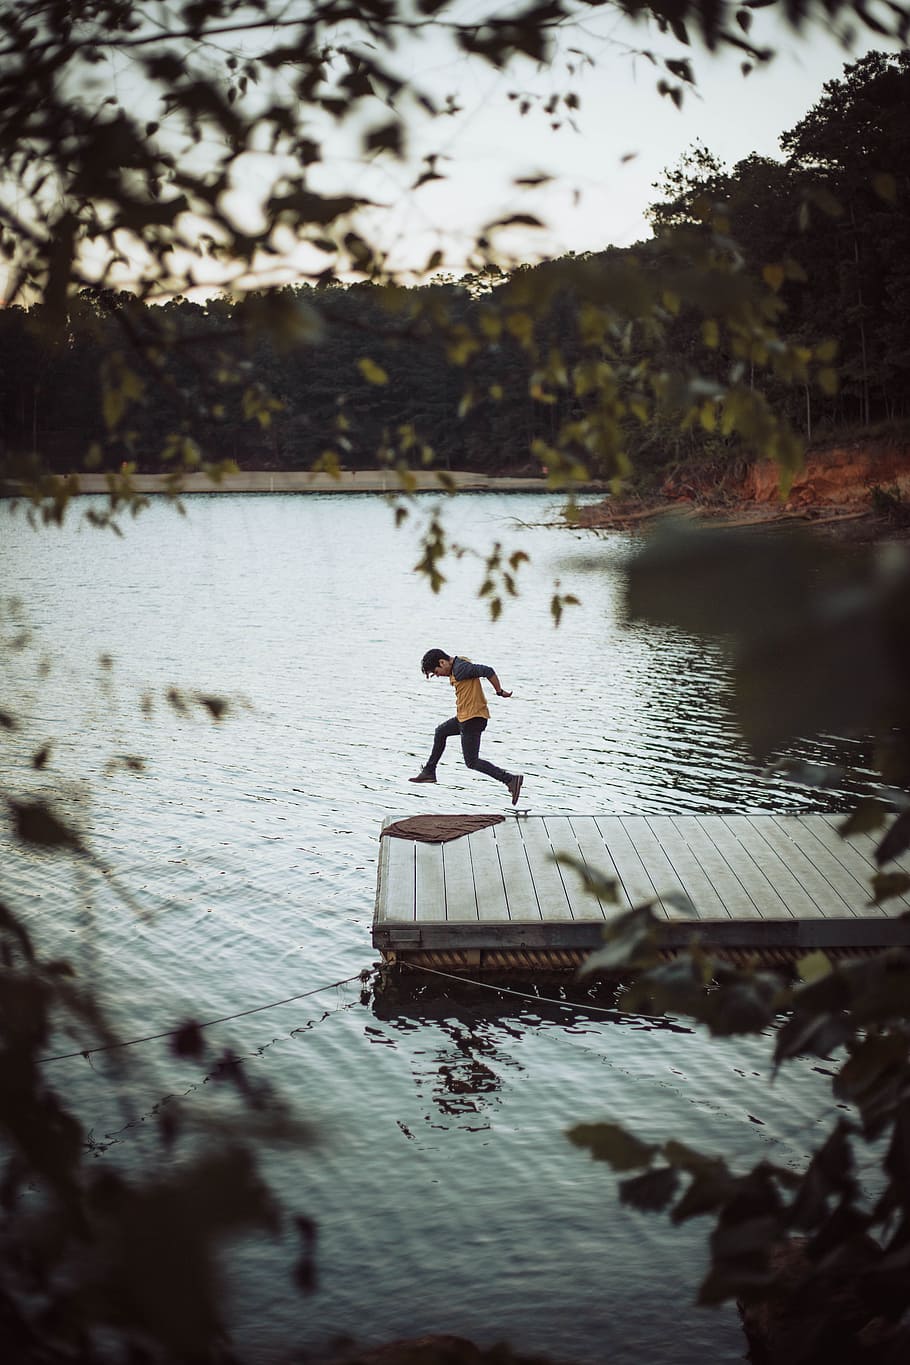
[850,204,870,425]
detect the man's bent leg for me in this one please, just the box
[460,718,512,786]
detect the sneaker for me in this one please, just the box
[508,774,524,806]
[409,771,437,784]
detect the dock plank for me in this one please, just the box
[807,814,910,914]
[735,815,855,919]
[493,819,541,921]
[621,815,696,919]
[415,840,447,923]
[466,826,510,922]
[442,834,479,921]
[541,815,611,919]
[645,816,727,920]
[566,815,623,918]
[594,816,659,910]
[668,818,756,919]
[518,817,574,921]
[704,817,795,919]
[721,816,818,920]
[377,834,414,923]
[771,815,871,917]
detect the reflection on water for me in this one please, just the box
[0,493,873,1364]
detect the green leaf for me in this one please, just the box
[796,951,832,984]
[357,357,389,385]
[579,903,659,974]
[762,263,785,292]
[555,853,618,905]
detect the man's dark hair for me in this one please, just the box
[421,648,450,676]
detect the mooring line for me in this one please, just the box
[38,970,371,1065]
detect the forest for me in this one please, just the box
[1,49,907,487]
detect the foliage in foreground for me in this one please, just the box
[565,523,910,1361]
[2,1,910,1362]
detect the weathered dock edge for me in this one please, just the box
[373,916,910,954]
[372,813,910,984]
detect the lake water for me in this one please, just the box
[1,492,871,1364]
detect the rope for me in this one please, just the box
[38,970,371,1065]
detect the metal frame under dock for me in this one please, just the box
[372,813,910,976]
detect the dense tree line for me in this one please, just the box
[1,50,907,486]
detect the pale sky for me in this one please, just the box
[354,9,904,275]
[4,5,903,301]
[213,7,904,288]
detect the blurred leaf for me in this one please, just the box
[579,903,659,974]
[875,811,910,866]
[839,800,887,838]
[357,357,389,385]
[701,974,778,1036]
[872,172,897,204]
[869,871,910,905]
[671,1163,736,1223]
[556,852,618,904]
[567,1121,656,1171]
[624,524,909,756]
[764,759,845,789]
[0,901,35,963]
[620,1165,679,1210]
[762,263,785,292]
[172,1020,205,1058]
[774,1009,851,1066]
[196,693,229,722]
[796,951,832,984]
[7,799,84,853]
[364,120,404,155]
[834,1034,908,1124]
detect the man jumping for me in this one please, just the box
[409,649,524,806]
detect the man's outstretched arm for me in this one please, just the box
[452,658,512,697]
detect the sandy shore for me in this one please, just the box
[574,496,910,544]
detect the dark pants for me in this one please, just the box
[424,716,512,786]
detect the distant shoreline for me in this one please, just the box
[22,469,609,496]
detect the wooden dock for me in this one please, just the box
[372,813,910,976]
